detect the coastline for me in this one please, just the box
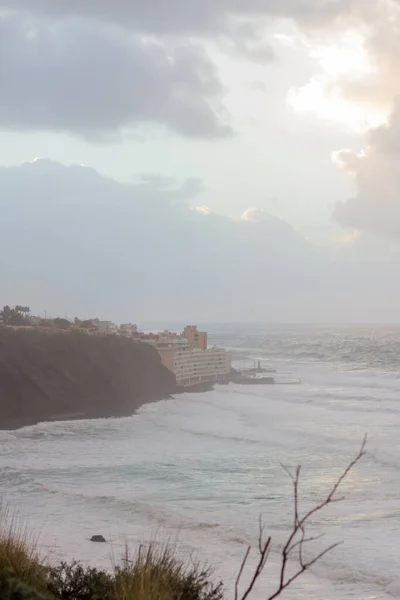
[0,392,178,431]
[0,328,176,431]
[2,383,217,431]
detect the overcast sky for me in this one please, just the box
[2,0,400,323]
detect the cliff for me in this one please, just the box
[0,328,177,430]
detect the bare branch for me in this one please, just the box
[280,463,301,529]
[304,541,343,569]
[236,517,272,600]
[240,537,271,600]
[258,515,265,554]
[267,542,342,600]
[235,546,250,600]
[287,533,324,555]
[235,435,367,600]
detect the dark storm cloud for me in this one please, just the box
[0,0,376,138]
[0,14,231,139]
[0,0,366,33]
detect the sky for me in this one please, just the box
[2,0,400,323]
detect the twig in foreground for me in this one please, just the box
[235,435,367,600]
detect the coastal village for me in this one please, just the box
[0,306,231,388]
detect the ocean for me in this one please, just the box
[2,324,400,599]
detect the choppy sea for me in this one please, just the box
[2,324,400,599]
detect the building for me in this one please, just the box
[157,331,189,349]
[120,323,138,337]
[155,324,230,386]
[183,325,207,351]
[157,346,177,373]
[92,319,119,335]
[139,324,230,387]
[172,347,231,386]
[141,330,189,348]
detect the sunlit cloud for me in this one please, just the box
[287,32,388,132]
[332,229,361,245]
[192,205,214,215]
[331,148,366,173]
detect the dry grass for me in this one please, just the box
[113,544,223,600]
[0,511,223,600]
[0,505,47,590]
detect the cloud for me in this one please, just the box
[0,13,231,139]
[241,208,265,222]
[192,206,214,215]
[0,158,336,322]
[331,148,366,174]
[2,0,366,34]
[333,100,400,237]
[335,1,400,113]
[290,1,400,130]
[0,0,384,140]
[3,158,400,323]
[287,1,400,241]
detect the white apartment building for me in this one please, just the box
[173,347,231,386]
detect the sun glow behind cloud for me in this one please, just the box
[287,33,388,132]
[209,28,388,135]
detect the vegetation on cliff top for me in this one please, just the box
[0,305,32,326]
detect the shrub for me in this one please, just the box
[0,569,50,600]
[46,561,114,600]
[114,545,224,600]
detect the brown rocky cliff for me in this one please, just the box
[0,329,176,429]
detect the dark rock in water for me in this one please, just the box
[90,535,106,543]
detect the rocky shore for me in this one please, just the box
[0,328,176,430]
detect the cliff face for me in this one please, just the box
[0,329,176,430]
